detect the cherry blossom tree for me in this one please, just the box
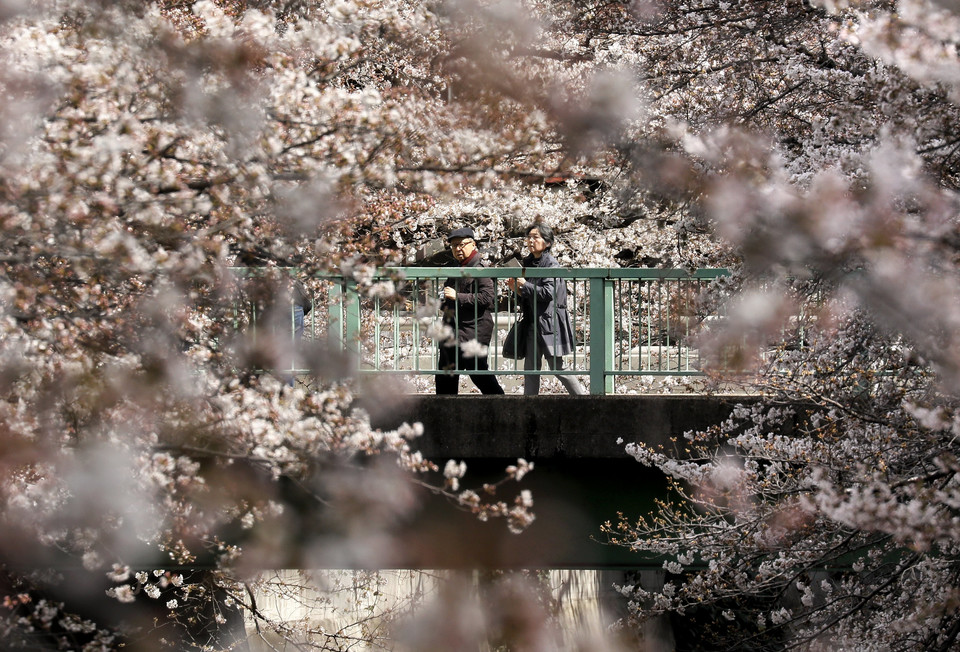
[585,1,960,649]
[0,1,556,648]
[6,0,960,649]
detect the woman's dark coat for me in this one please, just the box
[518,251,576,357]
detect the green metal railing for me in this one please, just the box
[237,267,731,395]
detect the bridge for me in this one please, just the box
[236,267,763,569]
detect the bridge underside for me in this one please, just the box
[356,395,753,569]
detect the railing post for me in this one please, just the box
[589,277,614,395]
[329,279,361,358]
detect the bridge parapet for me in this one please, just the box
[234,267,733,394]
[367,394,753,459]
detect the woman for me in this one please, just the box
[508,224,587,395]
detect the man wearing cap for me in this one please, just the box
[436,227,505,395]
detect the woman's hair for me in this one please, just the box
[525,223,555,247]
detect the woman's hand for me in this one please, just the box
[443,287,457,301]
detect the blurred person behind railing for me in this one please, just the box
[506,224,587,395]
[236,252,312,385]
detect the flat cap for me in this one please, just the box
[447,227,475,241]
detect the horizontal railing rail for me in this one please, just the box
[232,267,731,395]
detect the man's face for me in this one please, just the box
[449,237,476,263]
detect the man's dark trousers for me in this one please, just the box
[436,346,505,395]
